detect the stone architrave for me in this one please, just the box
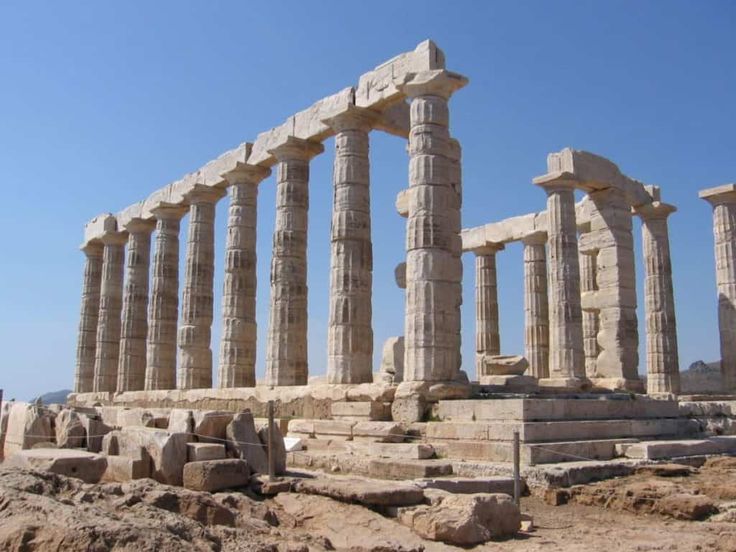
[219,166,270,388]
[145,204,187,391]
[74,242,104,393]
[700,184,736,392]
[399,69,468,382]
[522,232,549,379]
[473,244,503,376]
[117,218,156,392]
[265,137,324,386]
[178,185,226,390]
[579,249,599,379]
[636,201,680,394]
[93,231,127,393]
[535,176,586,388]
[323,107,378,384]
[587,188,641,390]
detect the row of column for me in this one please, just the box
[473,182,681,394]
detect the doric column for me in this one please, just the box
[636,201,680,395]
[536,178,586,387]
[74,242,104,393]
[579,249,599,379]
[399,69,468,382]
[178,185,226,390]
[523,233,549,379]
[92,231,127,393]
[474,244,503,375]
[145,205,187,391]
[265,137,324,386]
[700,184,736,392]
[219,166,270,388]
[117,219,155,392]
[323,107,377,384]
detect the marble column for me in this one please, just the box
[117,219,155,392]
[324,107,377,384]
[92,231,127,393]
[145,205,187,391]
[637,202,680,394]
[219,166,270,388]
[178,185,226,390]
[523,233,549,380]
[536,179,586,387]
[474,244,503,375]
[74,242,104,393]
[399,69,467,382]
[579,249,599,379]
[265,137,324,386]
[700,184,736,392]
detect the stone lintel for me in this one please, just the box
[532,171,581,192]
[199,143,251,188]
[699,183,736,206]
[398,69,469,100]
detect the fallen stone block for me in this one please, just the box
[391,395,428,424]
[3,402,55,458]
[55,409,86,449]
[255,420,287,475]
[167,409,194,433]
[102,454,151,482]
[353,421,405,443]
[226,411,268,474]
[368,458,453,480]
[480,354,529,376]
[183,459,250,492]
[622,439,722,460]
[369,442,434,459]
[251,474,293,496]
[115,427,191,485]
[5,449,107,484]
[0,401,13,460]
[187,442,226,462]
[193,410,233,442]
[294,476,425,506]
[79,414,112,453]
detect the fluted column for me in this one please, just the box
[637,202,680,394]
[474,244,503,375]
[92,232,127,393]
[145,205,187,390]
[74,242,104,393]
[399,70,467,382]
[537,179,586,387]
[700,184,736,393]
[523,233,549,379]
[178,185,226,390]
[324,107,377,384]
[579,249,599,378]
[219,166,270,388]
[265,137,324,386]
[117,219,155,392]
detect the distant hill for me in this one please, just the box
[30,389,72,405]
[680,361,721,394]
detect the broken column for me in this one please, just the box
[473,244,503,375]
[534,175,586,388]
[324,107,377,384]
[399,69,467,382]
[219,166,270,388]
[74,242,104,393]
[117,218,155,392]
[265,137,324,386]
[178,185,225,389]
[700,183,736,393]
[636,198,680,395]
[93,230,127,393]
[522,232,549,379]
[146,204,187,390]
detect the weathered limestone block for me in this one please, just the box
[226,411,268,474]
[479,354,528,376]
[394,262,407,289]
[115,427,191,485]
[523,233,549,379]
[330,401,391,421]
[324,107,377,384]
[187,442,226,462]
[167,408,194,433]
[183,459,250,492]
[369,442,434,460]
[5,449,108,484]
[74,242,104,393]
[78,413,111,453]
[579,248,599,378]
[93,231,127,393]
[117,219,155,392]
[178,185,226,390]
[294,477,425,506]
[0,401,12,459]
[192,410,233,441]
[255,419,287,475]
[379,336,404,383]
[353,421,405,443]
[219,166,270,388]
[474,245,502,375]
[265,137,324,386]
[146,205,187,390]
[3,403,55,458]
[102,454,151,482]
[55,409,86,449]
[400,69,467,383]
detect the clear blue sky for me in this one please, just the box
[0,1,734,400]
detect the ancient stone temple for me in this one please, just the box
[66,41,736,473]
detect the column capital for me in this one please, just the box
[222,164,271,187]
[80,241,104,256]
[322,105,380,132]
[533,171,580,193]
[472,243,505,256]
[268,136,324,162]
[522,231,547,246]
[634,201,677,220]
[149,202,188,221]
[183,184,226,205]
[100,231,128,246]
[399,69,468,100]
[699,183,736,207]
[122,217,156,234]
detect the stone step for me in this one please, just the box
[330,401,392,421]
[414,476,517,495]
[368,458,453,480]
[621,436,736,460]
[369,442,435,460]
[288,419,405,442]
[434,397,680,423]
